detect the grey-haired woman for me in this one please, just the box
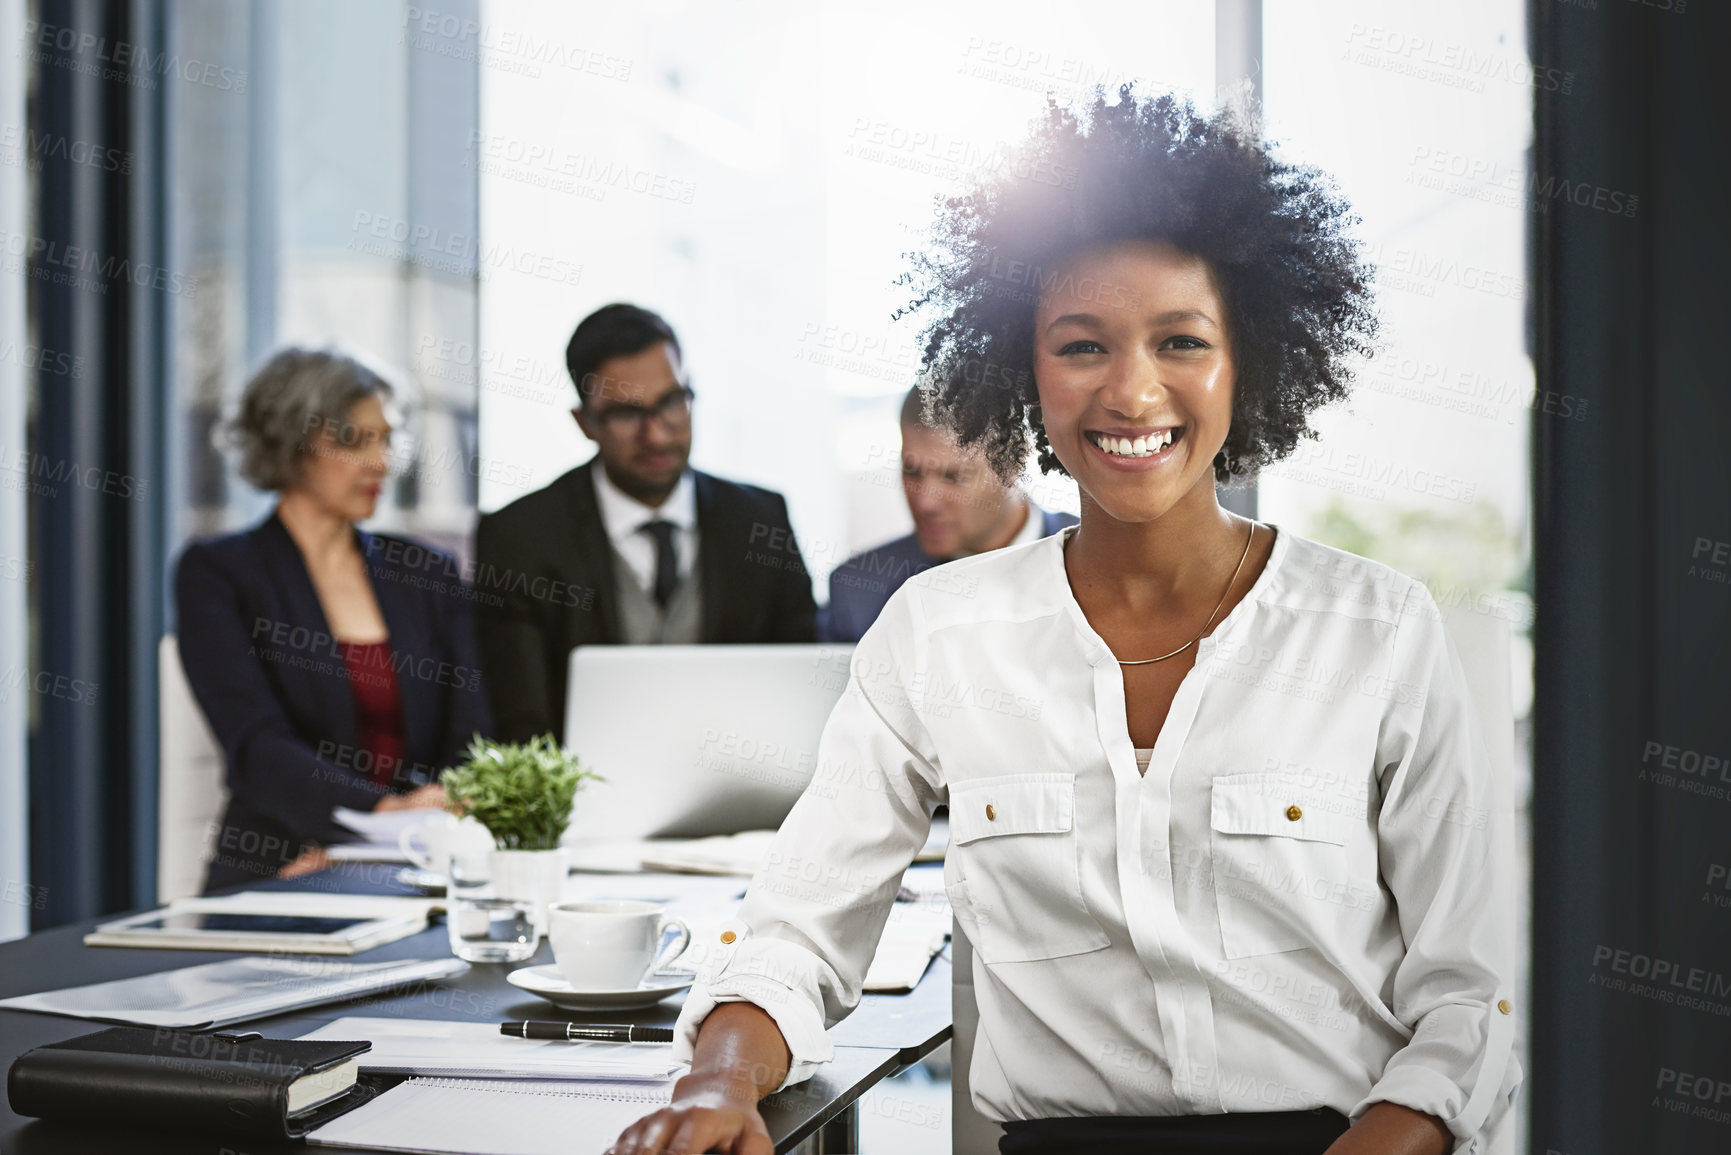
[174,347,490,891]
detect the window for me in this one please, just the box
[1262,4,1534,1150]
[477,0,1214,592]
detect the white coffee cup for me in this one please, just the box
[548,900,691,991]
[398,813,494,874]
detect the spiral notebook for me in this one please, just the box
[307,1076,676,1155]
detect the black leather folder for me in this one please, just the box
[7,1026,378,1141]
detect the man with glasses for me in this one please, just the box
[475,303,816,743]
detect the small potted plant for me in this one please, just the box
[440,734,599,929]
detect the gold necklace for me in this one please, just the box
[1116,518,1257,665]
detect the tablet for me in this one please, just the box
[84,896,433,954]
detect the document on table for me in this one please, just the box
[297,1017,685,1081]
[562,815,949,876]
[326,807,424,862]
[0,956,470,1029]
[308,1076,676,1155]
[864,901,950,992]
[561,832,774,875]
[559,871,746,929]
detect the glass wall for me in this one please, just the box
[476,0,1216,590]
[1261,3,1534,1150]
[164,0,479,563]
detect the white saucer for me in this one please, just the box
[394,866,446,892]
[505,964,696,1011]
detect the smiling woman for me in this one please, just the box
[610,88,1521,1155]
[907,90,1378,490]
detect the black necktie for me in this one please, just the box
[640,520,679,610]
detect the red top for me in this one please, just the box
[338,641,406,789]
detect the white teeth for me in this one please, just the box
[1091,430,1178,457]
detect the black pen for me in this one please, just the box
[498,1020,674,1043]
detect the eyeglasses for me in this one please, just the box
[592,385,695,435]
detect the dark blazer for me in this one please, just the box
[174,513,491,892]
[820,507,1078,643]
[474,461,817,744]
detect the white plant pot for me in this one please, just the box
[488,847,570,933]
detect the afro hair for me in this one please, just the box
[899,86,1379,485]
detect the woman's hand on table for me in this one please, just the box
[373,783,448,812]
[276,846,332,879]
[605,1072,772,1154]
[608,1002,791,1154]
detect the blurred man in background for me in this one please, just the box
[476,304,816,742]
[821,385,1074,642]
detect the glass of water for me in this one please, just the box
[446,850,539,963]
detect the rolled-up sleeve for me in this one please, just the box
[1351,581,1523,1151]
[672,590,946,1091]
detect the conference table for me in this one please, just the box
[0,858,954,1154]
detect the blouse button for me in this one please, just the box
[985,804,997,821]
[1285,804,1303,821]
[720,931,736,944]
[1497,999,1512,1015]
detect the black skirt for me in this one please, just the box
[999,1107,1351,1155]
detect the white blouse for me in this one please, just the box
[674,525,1522,1152]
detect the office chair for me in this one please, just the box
[156,635,227,902]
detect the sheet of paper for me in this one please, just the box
[561,870,746,915]
[897,862,952,918]
[561,839,655,873]
[0,956,470,1029]
[327,806,433,863]
[563,814,947,877]
[307,1076,676,1155]
[298,1017,685,1081]
[324,843,414,863]
[863,920,947,992]
[635,830,779,875]
[332,806,432,843]
[192,891,440,918]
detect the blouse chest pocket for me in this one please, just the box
[945,772,1110,966]
[1209,773,1362,960]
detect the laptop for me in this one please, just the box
[559,644,855,841]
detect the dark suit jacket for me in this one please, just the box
[820,507,1077,643]
[174,514,491,892]
[474,461,817,743]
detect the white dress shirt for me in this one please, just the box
[1004,497,1045,549]
[674,524,1523,1151]
[591,465,698,594]
[950,496,1045,561]
[997,498,1045,550]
